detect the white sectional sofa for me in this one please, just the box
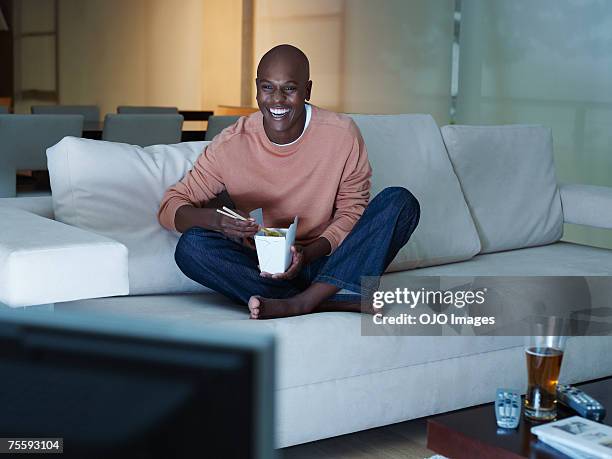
[1,114,612,448]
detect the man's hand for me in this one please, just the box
[261,245,304,280]
[259,237,331,280]
[217,209,260,240]
[175,206,261,241]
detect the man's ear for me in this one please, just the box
[305,80,313,101]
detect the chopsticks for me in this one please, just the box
[216,206,248,221]
[216,207,279,236]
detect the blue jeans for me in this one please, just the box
[174,187,420,305]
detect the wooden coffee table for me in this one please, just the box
[427,376,611,459]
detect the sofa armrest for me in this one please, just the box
[560,184,612,229]
[0,207,129,308]
[0,196,54,219]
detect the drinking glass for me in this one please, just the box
[524,318,568,421]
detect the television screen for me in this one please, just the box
[0,309,276,459]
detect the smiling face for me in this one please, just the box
[256,45,312,145]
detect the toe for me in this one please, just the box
[248,296,261,310]
[248,296,261,319]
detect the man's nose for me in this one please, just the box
[272,88,284,103]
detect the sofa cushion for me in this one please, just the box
[57,291,612,448]
[401,241,612,276]
[57,292,524,389]
[350,114,481,270]
[47,137,211,295]
[0,206,128,307]
[441,125,563,253]
[58,289,612,396]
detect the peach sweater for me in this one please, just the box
[158,105,372,252]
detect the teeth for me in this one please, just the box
[270,108,290,116]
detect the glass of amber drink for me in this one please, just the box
[524,318,568,421]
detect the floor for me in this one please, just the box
[281,418,436,459]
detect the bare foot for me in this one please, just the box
[248,296,313,320]
[248,296,377,319]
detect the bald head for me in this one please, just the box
[255,44,313,145]
[256,44,310,81]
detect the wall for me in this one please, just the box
[201,0,243,110]
[342,0,453,124]
[254,0,345,111]
[14,0,244,116]
[58,0,205,116]
[253,0,454,124]
[144,0,205,110]
[57,0,148,116]
[457,0,612,249]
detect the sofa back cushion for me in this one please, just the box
[441,125,563,253]
[47,137,211,295]
[350,114,481,270]
[47,114,482,296]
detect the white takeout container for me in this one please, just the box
[250,209,298,274]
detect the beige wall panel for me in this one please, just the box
[58,0,148,116]
[58,0,207,116]
[254,0,453,120]
[21,36,56,91]
[253,0,343,110]
[145,0,204,110]
[202,0,243,110]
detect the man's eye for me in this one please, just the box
[284,87,296,92]
[262,85,272,90]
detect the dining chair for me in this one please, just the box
[0,115,84,197]
[31,105,100,123]
[102,114,183,147]
[205,115,240,141]
[117,106,179,114]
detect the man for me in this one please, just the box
[158,44,420,320]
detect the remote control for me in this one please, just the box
[495,388,521,429]
[557,384,606,422]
